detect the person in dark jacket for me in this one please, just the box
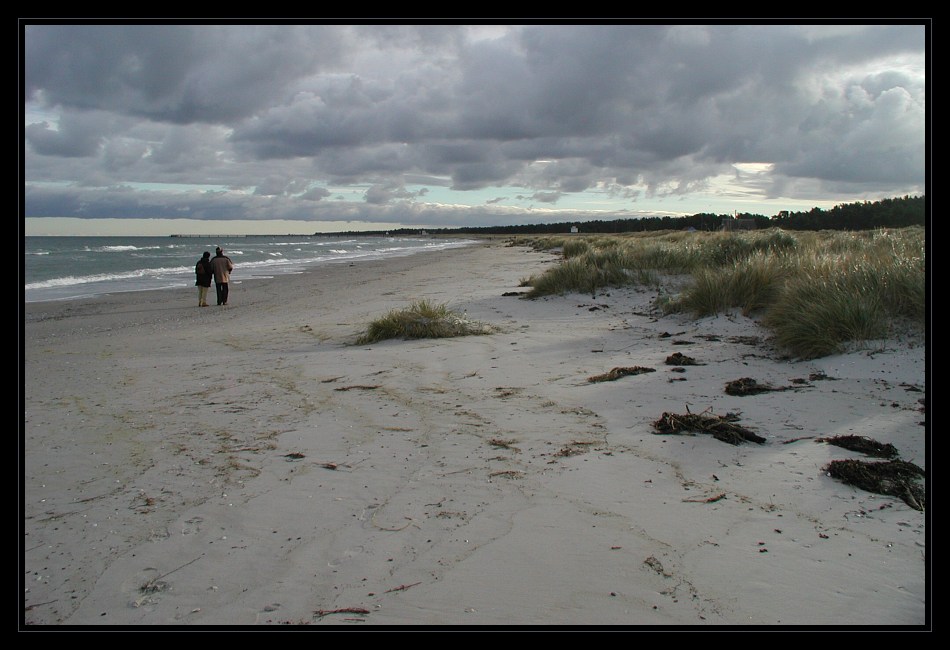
[195,251,213,307]
[211,247,235,305]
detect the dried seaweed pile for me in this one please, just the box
[653,410,766,445]
[818,435,898,459]
[825,459,925,510]
[587,366,656,383]
[665,352,701,366]
[724,377,785,396]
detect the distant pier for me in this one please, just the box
[170,234,247,238]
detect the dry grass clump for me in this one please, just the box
[356,300,494,344]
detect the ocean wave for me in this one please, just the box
[25,265,192,290]
[86,244,163,252]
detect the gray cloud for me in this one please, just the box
[26,24,342,123]
[364,182,422,204]
[24,110,121,157]
[24,23,926,224]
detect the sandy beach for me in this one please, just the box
[22,240,928,628]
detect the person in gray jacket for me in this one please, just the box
[211,246,234,305]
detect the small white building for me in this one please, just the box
[570,226,579,233]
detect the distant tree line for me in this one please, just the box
[768,195,925,231]
[323,195,925,236]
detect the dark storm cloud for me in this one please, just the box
[26,120,100,157]
[25,24,342,124]
[24,110,120,157]
[23,23,926,223]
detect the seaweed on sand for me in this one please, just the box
[724,377,785,396]
[652,409,766,445]
[587,366,656,383]
[817,435,899,459]
[665,352,702,366]
[825,459,925,510]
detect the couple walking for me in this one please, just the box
[195,247,234,306]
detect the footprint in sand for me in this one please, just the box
[148,527,170,542]
[181,516,203,535]
[327,545,365,568]
[121,568,169,609]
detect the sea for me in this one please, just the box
[23,234,478,303]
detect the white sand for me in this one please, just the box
[22,240,928,627]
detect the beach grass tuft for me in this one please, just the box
[561,238,591,258]
[521,226,924,359]
[356,299,494,344]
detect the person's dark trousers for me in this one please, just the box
[216,282,229,305]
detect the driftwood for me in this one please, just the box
[683,493,727,503]
[489,470,524,478]
[314,607,371,618]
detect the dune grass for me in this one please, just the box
[561,238,591,259]
[518,226,925,359]
[762,278,889,359]
[671,251,786,317]
[356,299,494,344]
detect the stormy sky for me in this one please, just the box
[22,22,927,234]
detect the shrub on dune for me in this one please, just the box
[356,300,494,344]
[763,279,888,359]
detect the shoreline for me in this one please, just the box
[23,241,928,627]
[23,234,485,305]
